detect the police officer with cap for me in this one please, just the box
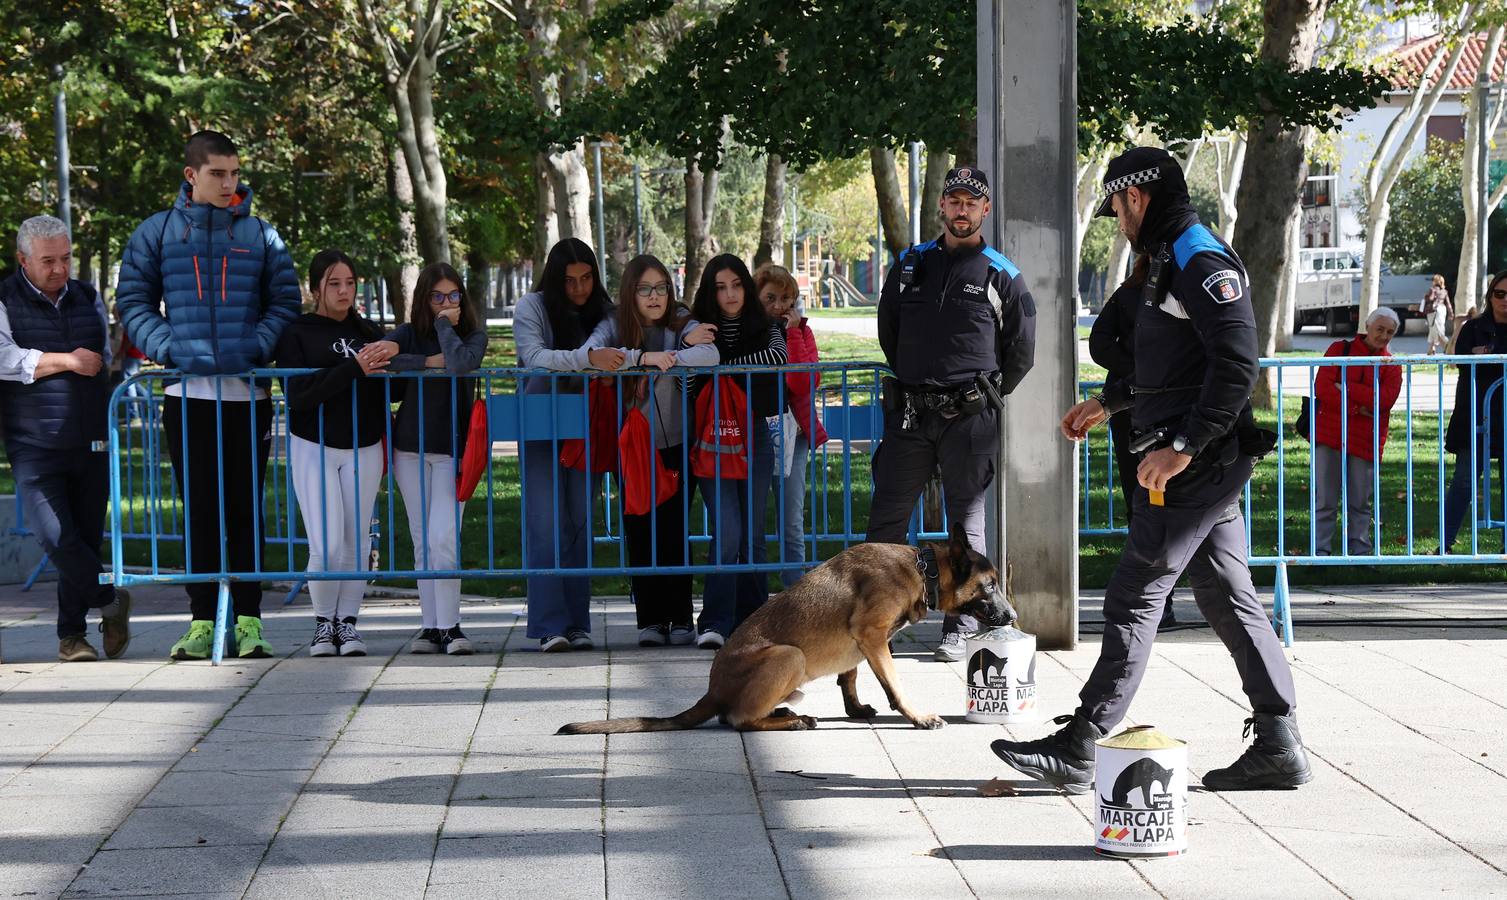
[991,146,1312,792]
[868,165,1036,662]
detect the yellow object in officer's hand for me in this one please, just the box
[1149,489,1165,507]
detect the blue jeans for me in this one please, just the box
[10,444,114,638]
[522,441,598,639]
[776,431,810,589]
[1442,448,1506,550]
[698,423,775,635]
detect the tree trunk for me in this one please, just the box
[1231,0,1331,407]
[920,146,949,240]
[1216,134,1248,239]
[685,159,708,299]
[405,51,450,264]
[1106,232,1133,289]
[754,153,786,268]
[98,223,111,306]
[548,142,594,243]
[1457,24,1506,314]
[1359,2,1476,320]
[1274,209,1301,354]
[870,147,909,257]
[533,153,559,270]
[384,142,419,324]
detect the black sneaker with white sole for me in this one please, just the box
[310,618,337,657]
[442,625,474,655]
[336,617,367,656]
[410,628,442,654]
[565,628,594,650]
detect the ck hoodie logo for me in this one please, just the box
[332,338,363,359]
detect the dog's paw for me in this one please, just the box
[912,713,946,730]
[845,703,878,720]
[793,715,819,730]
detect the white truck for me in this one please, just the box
[1292,249,1433,336]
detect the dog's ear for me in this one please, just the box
[947,522,970,560]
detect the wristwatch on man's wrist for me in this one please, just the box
[1171,434,1191,456]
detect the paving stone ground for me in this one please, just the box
[2,580,1505,899]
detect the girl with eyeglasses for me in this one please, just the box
[513,238,616,653]
[276,249,394,657]
[581,254,719,647]
[374,262,487,654]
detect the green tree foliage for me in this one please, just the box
[1362,138,1507,283]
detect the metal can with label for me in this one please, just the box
[1093,726,1188,858]
[963,626,1037,724]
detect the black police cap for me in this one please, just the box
[943,165,990,200]
[1095,146,1181,218]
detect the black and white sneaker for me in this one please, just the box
[442,625,474,656]
[565,628,594,650]
[668,623,695,646]
[639,625,668,647]
[539,635,569,653]
[309,618,337,657]
[410,628,442,654]
[336,617,367,656]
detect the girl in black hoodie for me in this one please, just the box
[275,250,394,658]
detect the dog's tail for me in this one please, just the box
[556,694,719,735]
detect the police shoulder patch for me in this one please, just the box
[1201,269,1243,304]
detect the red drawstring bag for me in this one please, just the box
[690,376,750,481]
[618,407,679,515]
[560,378,620,473]
[455,398,489,502]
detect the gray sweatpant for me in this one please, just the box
[1312,443,1375,556]
[1076,455,1297,731]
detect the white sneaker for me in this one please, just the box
[309,618,337,657]
[639,626,668,647]
[932,632,965,662]
[696,630,725,650]
[668,623,695,646]
[335,618,367,657]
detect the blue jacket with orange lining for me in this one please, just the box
[117,182,301,376]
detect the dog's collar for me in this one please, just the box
[916,547,941,610]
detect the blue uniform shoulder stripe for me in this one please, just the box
[912,240,937,255]
[981,245,1020,278]
[1172,223,1229,269]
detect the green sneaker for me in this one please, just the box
[170,620,215,661]
[235,616,273,659]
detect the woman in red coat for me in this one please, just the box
[1311,307,1402,556]
[756,264,829,587]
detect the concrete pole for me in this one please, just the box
[908,141,922,246]
[978,0,1078,649]
[52,65,71,240]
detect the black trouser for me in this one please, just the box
[625,445,694,630]
[9,443,114,638]
[1076,454,1297,731]
[865,404,997,636]
[163,395,272,621]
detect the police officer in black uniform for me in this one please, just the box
[868,166,1036,661]
[991,147,1312,792]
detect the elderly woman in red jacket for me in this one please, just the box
[1312,307,1402,556]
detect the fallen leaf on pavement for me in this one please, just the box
[976,778,1017,797]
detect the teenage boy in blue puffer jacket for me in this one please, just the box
[117,130,302,660]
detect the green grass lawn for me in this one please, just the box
[805,306,879,318]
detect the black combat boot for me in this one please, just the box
[990,714,1105,794]
[1202,713,1313,791]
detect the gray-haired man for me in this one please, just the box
[0,216,130,661]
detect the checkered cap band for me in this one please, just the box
[1103,166,1162,198]
[945,175,989,198]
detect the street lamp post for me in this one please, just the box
[908,141,922,246]
[52,65,71,239]
[590,142,608,287]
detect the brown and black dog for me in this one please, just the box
[558,526,1014,734]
